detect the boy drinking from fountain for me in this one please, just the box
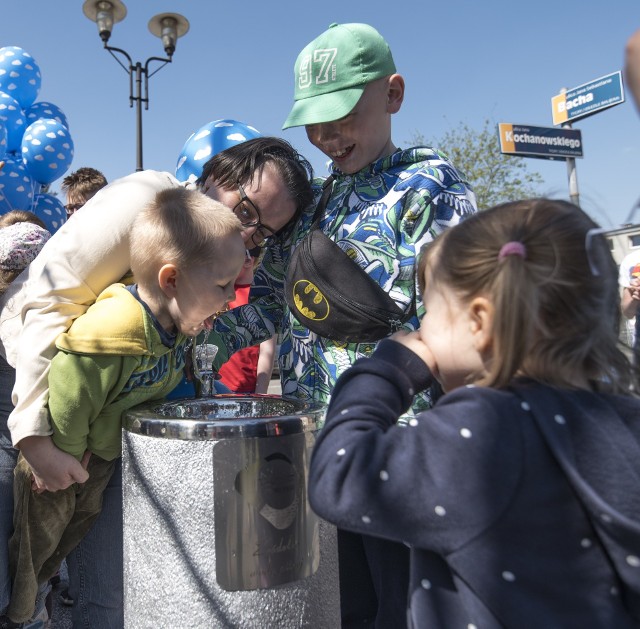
[3,188,245,626]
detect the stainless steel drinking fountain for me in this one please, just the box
[122,395,339,628]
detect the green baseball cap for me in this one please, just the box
[282,23,396,130]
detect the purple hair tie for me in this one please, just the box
[498,241,526,261]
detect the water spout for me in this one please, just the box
[191,332,219,397]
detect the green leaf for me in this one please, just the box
[407,119,543,210]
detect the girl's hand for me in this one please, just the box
[388,330,437,375]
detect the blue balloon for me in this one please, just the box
[0,91,26,153]
[24,101,69,130]
[21,118,74,185]
[0,122,6,161]
[0,47,41,109]
[175,119,261,183]
[30,192,66,234]
[0,155,35,214]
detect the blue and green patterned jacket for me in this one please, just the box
[212,147,476,413]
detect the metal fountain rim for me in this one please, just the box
[123,393,327,440]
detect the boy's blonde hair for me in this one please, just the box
[418,198,635,394]
[130,188,242,299]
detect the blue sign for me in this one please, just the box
[498,123,583,160]
[552,71,624,125]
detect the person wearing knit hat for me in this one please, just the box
[0,215,50,627]
[0,222,51,270]
[0,221,50,296]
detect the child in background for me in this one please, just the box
[0,218,49,296]
[619,250,640,366]
[0,217,51,627]
[309,198,640,627]
[2,188,245,626]
[60,167,108,218]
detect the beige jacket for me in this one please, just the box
[0,170,180,445]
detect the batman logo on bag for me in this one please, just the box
[292,280,330,321]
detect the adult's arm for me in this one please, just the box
[2,170,178,488]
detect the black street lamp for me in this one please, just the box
[82,0,189,171]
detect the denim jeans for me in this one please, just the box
[0,356,17,618]
[67,457,124,629]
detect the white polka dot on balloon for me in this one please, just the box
[24,101,69,129]
[21,118,73,185]
[175,119,261,183]
[0,47,41,108]
[0,90,26,152]
[0,155,34,213]
[30,192,66,234]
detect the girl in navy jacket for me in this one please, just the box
[309,198,640,628]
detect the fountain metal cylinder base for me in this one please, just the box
[122,395,339,628]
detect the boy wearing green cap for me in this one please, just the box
[210,23,476,627]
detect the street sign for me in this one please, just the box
[498,123,583,159]
[551,71,624,125]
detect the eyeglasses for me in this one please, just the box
[65,203,84,216]
[232,183,280,248]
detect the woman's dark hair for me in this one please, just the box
[197,137,314,215]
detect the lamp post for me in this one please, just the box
[82,0,189,172]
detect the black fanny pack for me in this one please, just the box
[285,177,413,343]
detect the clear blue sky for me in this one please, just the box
[1,0,638,227]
